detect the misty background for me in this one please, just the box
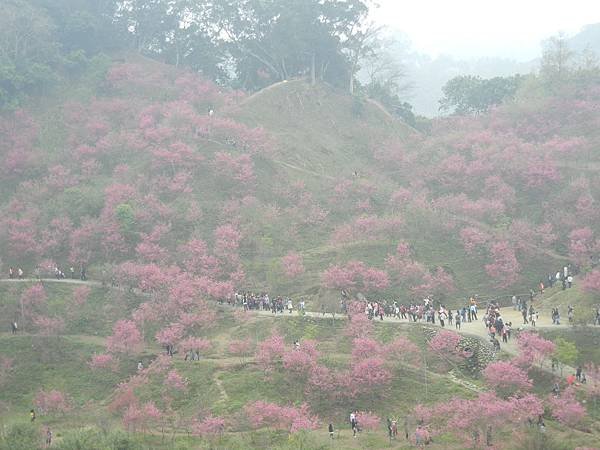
[370,1,600,116]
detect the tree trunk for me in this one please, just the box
[311,53,316,86]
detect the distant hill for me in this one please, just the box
[569,22,600,54]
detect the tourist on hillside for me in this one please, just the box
[30,409,36,422]
[8,267,14,279]
[45,427,52,446]
[455,311,461,329]
[552,307,560,325]
[470,301,478,321]
[530,308,538,327]
[568,305,574,323]
[17,267,24,279]
[415,424,429,448]
[439,308,447,327]
[567,275,573,288]
[328,423,334,439]
[350,411,358,437]
[491,336,501,351]
[522,306,529,325]
[10,321,17,334]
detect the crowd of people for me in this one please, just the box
[7,267,24,279]
[355,295,480,329]
[6,265,87,281]
[230,291,305,315]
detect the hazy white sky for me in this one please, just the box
[372,0,600,60]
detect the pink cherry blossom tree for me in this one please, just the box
[33,315,66,337]
[34,389,72,415]
[485,241,521,288]
[72,285,92,307]
[192,415,226,437]
[89,353,118,372]
[483,361,533,397]
[228,339,252,362]
[582,270,600,295]
[569,227,595,267]
[281,252,305,279]
[164,369,188,391]
[513,332,555,369]
[548,386,586,426]
[255,333,285,372]
[282,340,320,377]
[460,227,490,254]
[244,401,319,433]
[355,411,381,432]
[19,283,47,325]
[106,320,143,355]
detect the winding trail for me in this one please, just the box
[0,277,577,375]
[0,277,570,346]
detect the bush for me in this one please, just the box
[55,428,144,450]
[0,424,40,450]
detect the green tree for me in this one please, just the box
[115,203,137,242]
[0,0,61,107]
[439,74,523,115]
[554,337,578,376]
[204,0,371,90]
[540,33,574,87]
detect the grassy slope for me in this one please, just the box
[1,55,569,307]
[229,80,564,303]
[2,283,600,448]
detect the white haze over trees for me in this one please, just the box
[371,0,600,116]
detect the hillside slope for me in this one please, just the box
[1,53,599,310]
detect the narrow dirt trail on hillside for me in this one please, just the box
[272,158,336,180]
[449,214,569,262]
[0,278,101,286]
[212,371,230,403]
[0,278,578,376]
[554,160,600,172]
[0,332,107,347]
